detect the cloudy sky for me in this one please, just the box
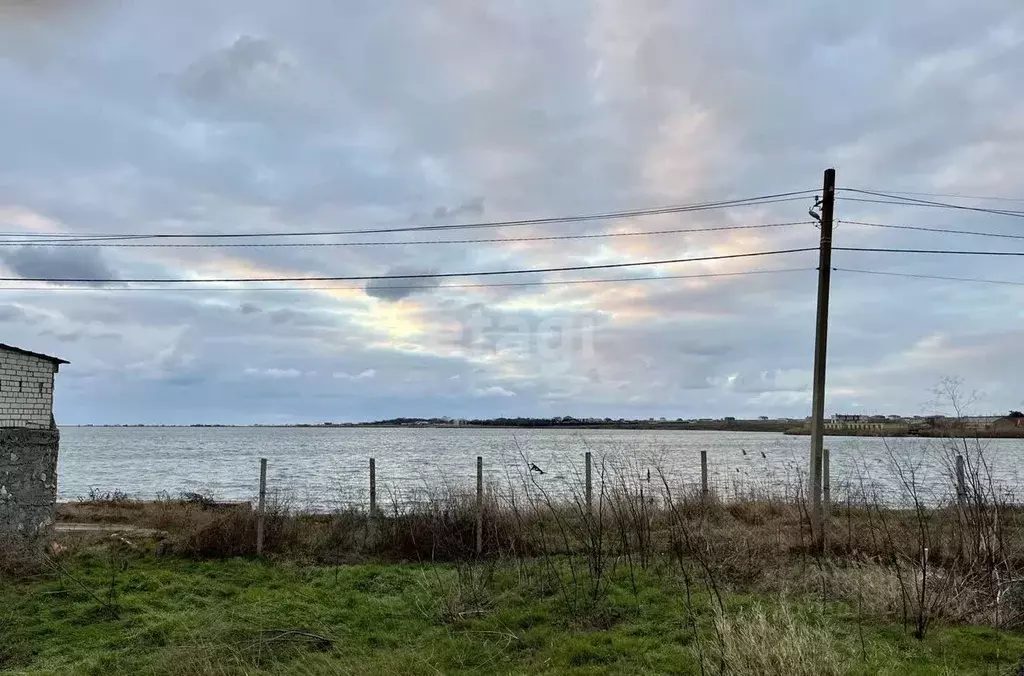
[0,0,1022,424]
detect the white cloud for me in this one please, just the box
[333,369,377,381]
[474,386,516,398]
[245,368,302,379]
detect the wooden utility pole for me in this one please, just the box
[809,168,836,545]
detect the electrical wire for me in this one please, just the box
[839,197,954,208]
[836,246,1024,256]
[0,267,816,292]
[839,188,1024,218]
[0,247,818,284]
[839,220,1024,241]
[834,267,1024,287]
[844,189,1024,204]
[0,221,813,248]
[0,191,818,243]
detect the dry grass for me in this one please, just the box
[702,602,846,676]
[0,532,43,579]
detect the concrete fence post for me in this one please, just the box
[585,451,593,511]
[823,448,831,513]
[368,458,377,546]
[475,456,483,556]
[956,454,966,507]
[700,450,708,498]
[822,448,831,550]
[369,457,377,517]
[256,458,267,556]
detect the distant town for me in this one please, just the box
[813,411,1024,437]
[73,411,1024,436]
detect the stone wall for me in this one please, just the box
[0,350,56,429]
[0,426,60,538]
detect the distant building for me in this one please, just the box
[821,412,1013,435]
[825,413,904,433]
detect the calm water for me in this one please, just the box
[56,426,1024,509]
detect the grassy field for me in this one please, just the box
[6,430,1024,674]
[4,550,1024,675]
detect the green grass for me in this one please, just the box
[2,552,1023,675]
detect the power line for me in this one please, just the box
[0,267,816,292]
[844,189,1024,204]
[839,188,1024,218]
[0,221,813,248]
[840,219,1024,241]
[839,197,950,208]
[0,191,818,243]
[836,246,1024,256]
[834,267,1024,287]
[840,196,1024,216]
[0,247,818,284]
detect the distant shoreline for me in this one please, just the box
[63,421,797,433]
[784,428,1024,439]
[61,422,1024,438]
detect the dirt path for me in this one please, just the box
[54,522,165,538]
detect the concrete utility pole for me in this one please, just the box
[809,168,836,544]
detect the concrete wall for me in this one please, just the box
[0,350,55,429]
[0,427,60,538]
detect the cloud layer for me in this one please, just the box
[0,0,1022,423]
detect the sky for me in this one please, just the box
[0,0,1022,424]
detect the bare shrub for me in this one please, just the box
[0,532,42,579]
[827,561,912,619]
[172,495,298,559]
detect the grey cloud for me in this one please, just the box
[269,309,294,325]
[239,302,262,315]
[178,36,296,118]
[0,0,108,60]
[39,329,83,343]
[0,246,119,283]
[264,307,339,328]
[429,197,485,221]
[0,304,31,322]
[0,0,84,27]
[365,267,442,302]
[39,327,121,343]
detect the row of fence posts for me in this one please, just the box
[366,456,485,554]
[254,449,857,556]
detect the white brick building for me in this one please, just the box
[0,343,67,429]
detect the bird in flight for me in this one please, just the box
[529,463,545,475]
